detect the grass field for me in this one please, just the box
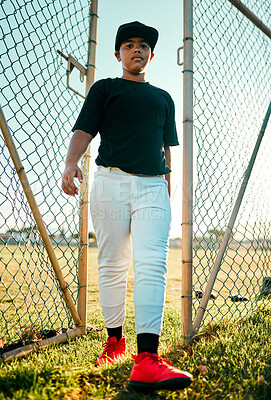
[1,245,268,343]
[0,246,270,399]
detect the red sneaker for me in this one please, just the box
[97,336,126,365]
[128,352,193,392]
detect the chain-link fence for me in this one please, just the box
[191,0,271,330]
[0,0,91,356]
[1,0,270,358]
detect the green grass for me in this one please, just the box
[0,304,270,399]
[1,246,270,399]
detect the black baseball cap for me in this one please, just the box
[115,21,159,52]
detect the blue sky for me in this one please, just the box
[88,0,184,237]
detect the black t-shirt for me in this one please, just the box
[72,77,179,175]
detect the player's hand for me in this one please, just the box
[61,165,83,196]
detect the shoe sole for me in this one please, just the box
[128,377,192,392]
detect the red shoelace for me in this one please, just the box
[133,354,173,367]
[101,341,117,356]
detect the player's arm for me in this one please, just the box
[164,145,171,197]
[62,129,93,196]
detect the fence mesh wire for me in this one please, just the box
[193,0,271,326]
[1,0,270,352]
[0,0,89,350]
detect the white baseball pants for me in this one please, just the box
[90,166,171,335]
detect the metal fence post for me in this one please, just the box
[77,0,99,334]
[181,0,194,345]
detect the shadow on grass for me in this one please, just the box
[0,365,82,399]
[79,360,188,400]
[0,369,36,397]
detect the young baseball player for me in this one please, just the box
[62,21,192,392]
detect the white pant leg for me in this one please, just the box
[90,168,132,328]
[131,176,171,335]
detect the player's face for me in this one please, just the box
[115,37,154,77]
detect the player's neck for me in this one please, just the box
[121,69,146,82]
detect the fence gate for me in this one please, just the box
[181,0,271,343]
[0,0,98,363]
